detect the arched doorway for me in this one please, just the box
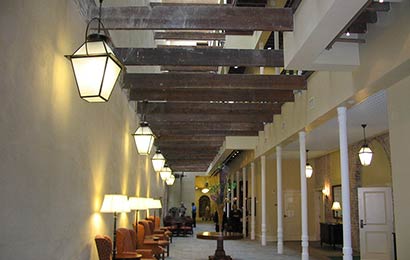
[199,195,211,220]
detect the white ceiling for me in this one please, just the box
[283,89,389,157]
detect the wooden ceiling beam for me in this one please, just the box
[154,32,226,41]
[169,166,208,172]
[130,88,294,103]
[115,48,284,67]
[157,136,225,143]
[146,113,273,123]
[160,66,218,73]
[366,2,390,12]
[95,6,293,31]
[164,154,216,160]
[159,143,221,149]
[153,129,259,136]
[149,121,264,131]
[138,102,282,115]
[124,74,306,90]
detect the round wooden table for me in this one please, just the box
[197,232,243,260]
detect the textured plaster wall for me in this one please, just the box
[0,1,161,259]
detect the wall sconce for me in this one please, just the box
[306,150,313,178]
[65,0,124,102]
[160,164,172,181]
[322,187,330,198]
[132,122,155,155]
[152,149,166,172]
[358,124,373,166]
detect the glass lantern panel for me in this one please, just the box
[75,41,108,55]
[152,153,166,172]
[71,56,106,101]
[100,57,121,100]
[359,146,373,166]
[134,135,155,155]
[160,171,172,181]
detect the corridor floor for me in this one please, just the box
[167,223,323,260]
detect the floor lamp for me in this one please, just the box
[129,197,150,239]
[148,199,162,230]
[100,194,130,260]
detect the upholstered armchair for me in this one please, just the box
[95,235,112,260]
[116,228,155,260]
[148,216,173,242]
[139,220,170,257]
[136,223,167,260]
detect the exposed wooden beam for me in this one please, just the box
[153,129,259,136]
[160,66,218,73]
[355,10,378,24]
[366,2,390,12]
[157,136,225,143]
[124,74,306,90]
[224,30,254,36]
[96,6,293,31]
[150,121,265,132]
[348,22,367,34]
[130,88,294,103]
[284,0,302,13]
[164,154,216,160]
[159,142,221,149]
[156,45,222,49]
[146,113,273,123]
[154,32,226,41]
[162,148,218,155]
[335,38,366,44]
[139,102,282,115]
[115,48,284,67]
[169,165,209,172]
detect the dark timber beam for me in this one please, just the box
[95,6,293,31]
[150,122,265,131]
[154,32,226,41]
[335,38,366,44]
[157,136,225,143]
[159,142,221,149]
[152,129,259,136]
[115,48,284,67]
[160,66,218,73]
[146,113,273,123]
[125,74,306,90]
[130,88,294,103]
[170,166,209,172]
[138,102,282,115]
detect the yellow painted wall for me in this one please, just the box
[0,1,160,259]
[361,139,391,187]
[387,75,410,260]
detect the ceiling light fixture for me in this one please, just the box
[305,149,313,178]
[160,164,172,181]
[166,174,175,185]
[152,149,166,172]
[65,0,123,103]
[358,124,373,166]
[132,122,155,155]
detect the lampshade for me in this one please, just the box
[160,165,172,181]
[166,175,175,185]
[331,201,342,211]
[359,145,373,166]
[128,197,150,210]
[305,163,313,178]
[67,34,123,103]
[147,199,162,209]
[132,122,155,155]
[100,194,130,213]
[152,149,166,172]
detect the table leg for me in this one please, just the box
[209,239,232,260]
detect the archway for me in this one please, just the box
[199,195,211,220]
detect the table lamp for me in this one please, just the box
[100,194,130,260]
[331,201,342,221]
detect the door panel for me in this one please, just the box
[358,187,393,260]
[283,190,301,240]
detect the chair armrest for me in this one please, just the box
[136,249,155,258]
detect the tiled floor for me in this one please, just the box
[166,223,337,260]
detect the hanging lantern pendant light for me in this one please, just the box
[152,149,166,172]
[359,124,373,166]
[65,0,124,103]
[305,149,313,178]
[132,121,155,155]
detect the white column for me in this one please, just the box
[228,177,234,218]
[274,31,281,75]
[242,167,247,237]
[337,107,353,260]
[251,162,256,240]
[276,146,284,254]
[299,131,309,260]
[236,171,240,203]
[261,155,267,246]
